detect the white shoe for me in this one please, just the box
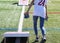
[43,35,46,41]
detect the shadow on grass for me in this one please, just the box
[12,2,18,5]
[40,39,46,43]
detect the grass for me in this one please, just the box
[0,0,60,43]
[47,0,60,12]
[0,0,22,28]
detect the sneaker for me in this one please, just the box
[43,38,46,42]
[43,35,46,41]
[43,37,46,41]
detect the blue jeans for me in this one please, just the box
[33,16,46,36]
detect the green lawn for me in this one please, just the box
[0,0,22,28]
[0,0,60,43]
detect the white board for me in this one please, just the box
[4,32,29,37]
[18,0,29,5]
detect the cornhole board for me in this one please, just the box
[1,0,29,43]
[1,32,29,43]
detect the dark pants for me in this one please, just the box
[33,16,46,37]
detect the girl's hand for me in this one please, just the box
[24,12,29,18]
[45,16,48,21]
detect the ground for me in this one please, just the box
[0,0,60,43]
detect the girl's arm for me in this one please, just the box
[26,0,34,12]
[45,5,48,21]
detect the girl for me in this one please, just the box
[24,0,48,42]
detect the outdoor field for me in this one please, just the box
[0,0,60,43]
